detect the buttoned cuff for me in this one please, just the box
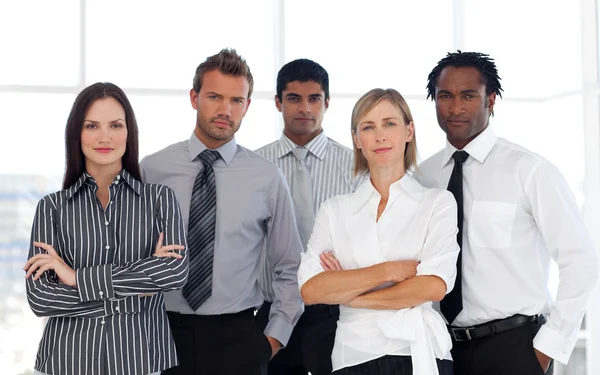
[264,315,294,347]
[76,265,115,302]
[533,323,578,365]
[103,296,143,315]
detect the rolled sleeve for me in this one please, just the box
[416,190,459,294]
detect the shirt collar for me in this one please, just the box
[351,173,424,212]
[187,131,237,166]
[441,125,497,167]
[65,169,142,199]
[276,131,329,161]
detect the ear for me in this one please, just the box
[352,130,361,149]
[324,97,330,111]
[487,92,497,115]
[242,98,252,117]
[190,89,199,110]
[405,121,415,143]
[275,95,282,112]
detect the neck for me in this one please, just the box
[369,164,406,198]
[86,163,122,190]
[194,126,231,150]
[284,127,322,147]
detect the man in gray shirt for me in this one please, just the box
[256,59,356,375]
[141,48,304,375]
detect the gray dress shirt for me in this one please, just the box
[26,170,188,375]
[141,133,304,345]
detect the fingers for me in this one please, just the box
[160,245,185,252]
[33,262,55,281]
[154,252,183,259]
[25,257,53,279]
[24,254,51,271]
[33,241,57,255]
[319,251,342,271]
[155,232,164,250]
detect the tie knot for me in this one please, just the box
[452,150,469,164]
[199,149,221,166]
[291,147,309,161]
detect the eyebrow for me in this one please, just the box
[285,93,323,98]
[437,89,480,95]
[83,119,126,123]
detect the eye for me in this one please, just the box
[111,123,124,128]
[361,125,373,131]
[464,94,475,99]
[287,97,299,102]
[84,123,97,129]
[439,94,451,99]
[208,95,218,100]
[386,122,397,127]
[309,97,321,102]
[233,98,244,104]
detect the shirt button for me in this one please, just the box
[109,201,113,205]
[99,291,104,296]
[105,221,109,226]
[115,306,120,311]
[105,245,110,250]
[101,320,105,325]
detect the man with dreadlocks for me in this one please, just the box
[416,51,598,374]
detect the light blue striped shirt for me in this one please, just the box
[255,131,359,301]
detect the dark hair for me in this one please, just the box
[63,82,141,189]
[276,59,329,100]
[426,51,503,100]
[192,48,254,98]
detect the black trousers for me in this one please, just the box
[162,309,271,375]
[332,355,453,375]
[451,317,554,375]
[256,302,339,375]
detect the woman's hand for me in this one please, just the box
[153,232,185,259]
[24,242,77,287]
[320,251,343,271]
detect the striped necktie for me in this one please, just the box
[183,149,220,311]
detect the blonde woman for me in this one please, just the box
[298,88,458,374]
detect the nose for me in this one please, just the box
[298,99,311,114]
[374,127,387,143]
[98,126,111,143]
[217,99,232,117]
[449,97,465,116]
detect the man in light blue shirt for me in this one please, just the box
[141,48,304,375]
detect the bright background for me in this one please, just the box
[1,1,600,374]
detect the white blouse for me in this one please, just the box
[298,174,459,374]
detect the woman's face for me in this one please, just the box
[353,100,414,171]
[80,97,128,173]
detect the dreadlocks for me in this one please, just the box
[426,51,503,100]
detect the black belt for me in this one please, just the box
[449,314,545,342]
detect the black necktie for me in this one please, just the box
[182,149,220,311]
[441,150,469,324]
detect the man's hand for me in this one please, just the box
[266,336,282,359]
[534,349,552,373]
[24,242,77,287]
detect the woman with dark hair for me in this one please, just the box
[23,82,189,375]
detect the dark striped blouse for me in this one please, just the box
[26,170,188,375]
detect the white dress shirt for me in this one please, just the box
[298,174,459,374]
[416,126,598,364]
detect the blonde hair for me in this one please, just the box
[351,88,418,176]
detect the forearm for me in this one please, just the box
[345,275,446,310]
[301,263,390,305]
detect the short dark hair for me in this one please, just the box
[426,51,503,100]
[276,59,329,100]
[63,82,141,189]
[192,48,254,98]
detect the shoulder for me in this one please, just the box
[140,141,187,170]
[254,140,279,156]
[327,138,353,154]
[415,149,445,185]
[236,145,285,177]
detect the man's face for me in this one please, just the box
[190,69,251,149]
[434,66,496,149]
[276,80,329,138]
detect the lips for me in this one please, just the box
[95,148,113,153]
[295,117,313,122]
[373,147,391,154]
[447,119,469,126]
